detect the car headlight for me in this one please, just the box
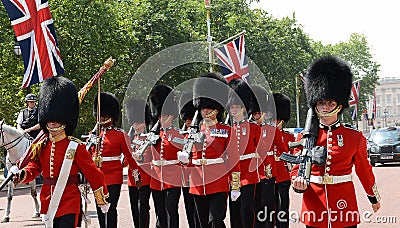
[370,146,379,153]
[395,146,400,153]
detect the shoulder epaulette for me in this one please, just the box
[113,127,125,133]
[343,123,360,132]
[68,136,84,145]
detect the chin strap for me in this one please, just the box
[315,105,341,117]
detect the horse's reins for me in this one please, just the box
[0,122,30,151]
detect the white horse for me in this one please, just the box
[0,120,40,222]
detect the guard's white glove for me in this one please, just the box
[9,165,20,175]
[230,190,241,201]
[177,151,190,165]
[99,203,110,214]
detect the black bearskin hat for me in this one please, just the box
[305,56,353,110]
[148,84,178,119]
[125,98,151,125]
[193,72,228,112]
[273,93,291,122]
[93,92,121,124]
[250,85,269,114]
[178,92,196,121]
[226,79,253,114]
[38,76,79,136]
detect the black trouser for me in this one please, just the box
[152,187,181,228]
[53,213,77,228]
[129,185,151,228]
[182,187,198,228]
[255,178,276,228]
[229,184,256,228]
[275,180,290,228]
[96,184,121,228]
[193,192,227,228]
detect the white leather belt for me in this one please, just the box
[192,158,224,166]
[101,156,121,162]
[152,159,179,166]
[266,151,274,156]
[240,153,258,160]
[310,174,352,185]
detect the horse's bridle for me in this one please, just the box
[0,121,30,151]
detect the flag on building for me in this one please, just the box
[214,34,249,83]
[349,80,360,120]
[2,0,64,89]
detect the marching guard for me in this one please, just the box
[125,98,153,228]
[11,77,110,228]
[226,79,261,228]
[90,92,138,228]
[273,93,293,228]
[178,72,241,228]
[250,85,286,228]
[291,56,381,227]
[148,84,184,228]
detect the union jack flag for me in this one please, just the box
[2,0,64,89]
[349,81,360,120]
[214,34,249,83]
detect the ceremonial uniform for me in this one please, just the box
[148,84,183,228]
[226,79,261,228]
[21,137,108,222]
[292,122,379,227]
[92,92,138,228]
[290,56,380,228]
[125,97,153,228]
[189,72,239,228]
[17,77,109,228]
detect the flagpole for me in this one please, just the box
[213,30,246,48]
[295,75,300,128]
[205,0,213,73]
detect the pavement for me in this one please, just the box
[0,165,399,227]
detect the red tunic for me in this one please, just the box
[190,122,240,195]
[291,124,379,227]
[93,127,138,186]
[256,124,283,179]
[22,137,108,218]
[231,120,261,186]
[150,127,184,190]
[275,129,294,183]
[127,134,152,187]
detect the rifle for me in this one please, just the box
[279,108,327,193]
[133,120,160,163]
[174,110,204,165]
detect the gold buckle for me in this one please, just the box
[322,175,333,184]
[200,159,207,165]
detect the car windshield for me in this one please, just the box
[373,128,400,144]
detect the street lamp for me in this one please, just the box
[13,41,22,56]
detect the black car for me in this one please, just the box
[367,127,400,166]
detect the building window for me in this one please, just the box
[387,94,392,103]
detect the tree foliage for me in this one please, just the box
[0,0,380,135]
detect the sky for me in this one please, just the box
[250,0,400,78]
